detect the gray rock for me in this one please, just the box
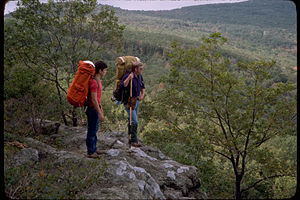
[17,121,207,199]
[105,159,166,199]
[40,121,60,135]
[107,149,120,157]
[84,187,131,199]
[24,137,57,154]
[14,148,39,166]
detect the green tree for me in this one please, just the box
[145,33,296,199]
[4,65,59,135]
[4,0,125,125]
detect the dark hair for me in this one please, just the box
[95,60,108,74]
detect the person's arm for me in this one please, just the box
[139,88,145,101]
[91,92,104,122]
[123,72,134,87]
[139,75,145,101]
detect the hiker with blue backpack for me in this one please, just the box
[119,61,145,147]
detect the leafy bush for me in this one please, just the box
[4,65,60,135]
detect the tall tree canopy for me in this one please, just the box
[142,33,296,199]
[5,0,125,125]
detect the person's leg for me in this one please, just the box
[124,101,139,143]
[86,107,99,155]
[124,104,131,143]
[130,101,140,144]
[132,100,139,124]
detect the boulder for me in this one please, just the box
[18,121,207,199]
[39,120,60,135]
[14,147,39,166]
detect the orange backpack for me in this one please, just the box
[67,60,95,107]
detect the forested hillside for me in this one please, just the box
[130,0,296,30]
[4,0,297,199]
[111,0,297,87]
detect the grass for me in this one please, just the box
[4,131,107,199]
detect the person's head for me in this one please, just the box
[95,60,108,77]
[132,61,143,75]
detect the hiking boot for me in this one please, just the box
[131,124,138,142]
[96,150,107,155]
[131,142,142,147]
[128,123,140,146]
[87,152,99,159]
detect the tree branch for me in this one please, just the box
[214,150,232,160]
[241,174,290,194]
[18,51,56,82]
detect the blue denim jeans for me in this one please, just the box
[124,100,140,126]
[86,107,99,155]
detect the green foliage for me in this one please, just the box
[130,0,296,30]
[141,33,296,199]
[4,65,41,100]
[114,1,296,84]
[4,1,297,198]
[4,0,125,125]
[4,64,60,135]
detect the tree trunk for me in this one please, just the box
[55,81,68,126]
[72,107,78,127]
[61,110,68,126]
[235,175,242,200]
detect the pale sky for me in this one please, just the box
[4,0,248,14]
[100,0,249,11]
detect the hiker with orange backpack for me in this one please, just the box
[119,61,145,147]
[67,60,108,158]
[85,60,108,158]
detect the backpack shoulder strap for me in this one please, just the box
[93,77,100,89]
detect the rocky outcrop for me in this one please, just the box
[16,121,207,199]
[14,148,39,166]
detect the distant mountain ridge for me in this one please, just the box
[107,0,296,83]
[114,0,296,31]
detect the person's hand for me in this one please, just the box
[99,112,104,122]
[99,109,104,122]
[128,72,134,80]
[139,94,144,101]
[124,73,134,87]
